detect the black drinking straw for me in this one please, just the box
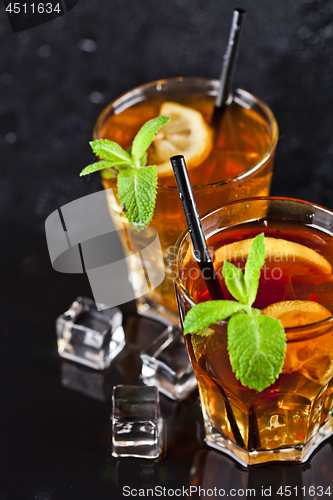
[171,154,248,449]
[211,8,246,133]
[170,155,224,301]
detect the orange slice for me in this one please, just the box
[214,237,332,275]
[148,101,213,177]
[262,300,332,328]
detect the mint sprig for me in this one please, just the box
[80,115,170,229]
[90,139,132,165]
[117,166,157,230]
[228,314,285,392]
[183,233,286,392]
[131,116,168,166]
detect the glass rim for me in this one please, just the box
[174,196,333,340]
[93,76,279,190]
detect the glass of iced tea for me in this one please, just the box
[94,78,278,325]
[174,197,333,466]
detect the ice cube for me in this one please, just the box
[284,275,333,313]
[140,326,197,401]
[56,296,125,370]
[284,342,333,387]
[300,352,333,386]
[112,385,163,459]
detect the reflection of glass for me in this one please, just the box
[94,78,278,325]
[190,441,333,498]
[189,450,249,498]
[115,460,159,491]
[175,198,333,465]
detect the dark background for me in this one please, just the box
[0,0,333,498]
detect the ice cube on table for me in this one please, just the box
[140,326,197,401]
[56,296,125,370]
[112,385,163,459]
[284,275,333,313]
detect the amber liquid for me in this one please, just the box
[180,220,333,462]
[100,94,275,321]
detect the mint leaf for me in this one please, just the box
[117,166,157,230]
[228,313,286,392]
[222,261,247,303]
[82,115,171,229]
[80,161,118,177]
[89,139,132,166]
[182,234,287,391]
[183,300,246,335]
[244,233,266,305]
[101,169,117,179]
[131,115,170,166]
[140,151,148,166]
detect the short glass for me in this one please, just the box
[174,197,333,466]
[94,78,278,325]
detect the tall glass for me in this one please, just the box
[94,78,278,325]
[174,197,333,466]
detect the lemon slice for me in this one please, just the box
[148,101,213,177]
[262,300,332,328]
[214,237,332,275]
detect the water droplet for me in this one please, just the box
[52,17,65,29]
[297,25,312,39]
[17,31,31,44]
[5,132,17,144]
[37,45,52,58]
[89,91,105,104]
[77,39,98,53]
[321,24,333,39]
[276,36,289,49]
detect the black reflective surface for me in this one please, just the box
[1,226,333,499]
[1,0,333,497]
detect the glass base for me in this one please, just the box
[204,416,333,467]
[136,297,180,327]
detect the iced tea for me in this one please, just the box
[94,78,278,324]
[175,198,333,465]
